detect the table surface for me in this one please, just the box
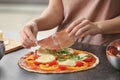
[0,32,120,80]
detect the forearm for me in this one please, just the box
[97,16,120,34]
[34,0,64,31]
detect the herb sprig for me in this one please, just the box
[54,48,70,55]
[46,48,70,56]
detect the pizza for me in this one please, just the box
[18,47,99,73]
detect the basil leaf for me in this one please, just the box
[58,58,66,62]
[52,48,70,55]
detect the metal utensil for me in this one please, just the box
[106,39,120,70]
[0,41,5,60]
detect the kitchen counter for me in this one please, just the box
[0,32,120,80]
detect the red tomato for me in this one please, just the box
[84,57,92,62]
[76,61,83,67]
[34,55,39,60]
[48,60,57,66]
[59,65,67,70]
[107,46,118,56]
[34,61,41,65]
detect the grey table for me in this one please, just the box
[0,32,120,80]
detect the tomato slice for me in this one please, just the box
[48,60,57,66]
[59,65,67,70]
[107,46,118,56]
[84,57,92,62]
[34,61,41,66]
[34,54,39,60]
[76,61,83,67]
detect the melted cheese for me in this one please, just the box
[61,48,74,56]
[37,52,49,56]
[78,54,89,60]
[68,48,74,54]
[37,48,50,56]
[35,54,55,63]
[58,59,76,66]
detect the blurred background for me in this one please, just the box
[0,0,56,38]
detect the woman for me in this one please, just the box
[20,0,120,48]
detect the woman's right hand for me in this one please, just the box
[20,21,38,48]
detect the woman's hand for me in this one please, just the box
[20,21,38,48]
[20,0,64,48]
[66,18,101,41]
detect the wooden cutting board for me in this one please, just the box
[5,38,23,54]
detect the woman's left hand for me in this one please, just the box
[66,18,101,41]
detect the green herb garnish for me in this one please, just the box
[58,58,67,62]
[55,48,70,55]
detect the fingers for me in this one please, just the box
[25,26,37,43]
[75,24,91,37]
[33,26,38,40]
[20,22,38,48]
[66,18,98,42]
[68,19,90,37]
[30,21,38,40]
[78,29,94,42]
[20,29,35,48]
[66,18,85,33]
